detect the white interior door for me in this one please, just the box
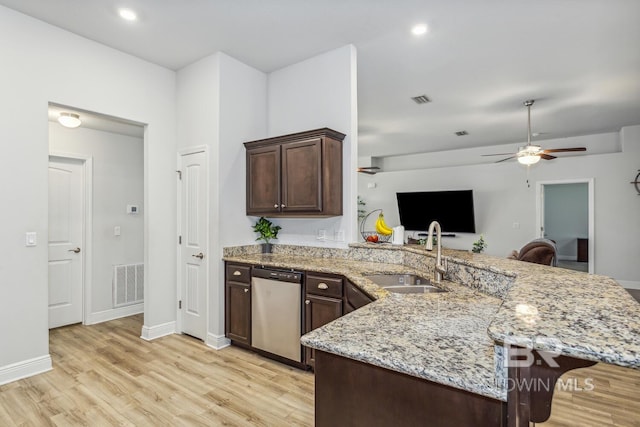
[48,157,84,328]
[179,150,208,340]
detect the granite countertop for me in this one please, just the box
[224,251,506,400]
[223,244,640,402]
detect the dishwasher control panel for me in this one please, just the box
[252,267,303,283]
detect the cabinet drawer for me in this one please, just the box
[307,274,343,298]
[346,281,374,310]
[226,264,251,284]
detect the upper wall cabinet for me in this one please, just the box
[244,128,345,218]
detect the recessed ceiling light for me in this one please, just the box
[118,8,138,21]
[411,24,428,36]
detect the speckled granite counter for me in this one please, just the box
[223,242,640,402]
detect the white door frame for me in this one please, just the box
[536,178,594,274]
[49,152,94,324]
[176,146,209,337]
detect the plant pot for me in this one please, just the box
[261,243,273,254]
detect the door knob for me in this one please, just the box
[68,247,81,253]
[192,252,204,259]
[274,204,279,208]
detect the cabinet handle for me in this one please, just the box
[274,204,279,208]
[305,300,310,305]
[317,283,329,290]
[281,204,286,208]
[244,288,249,293]
[233,270,242,276]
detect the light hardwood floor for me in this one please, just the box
[0,315,314,426]
[0,315,638,426]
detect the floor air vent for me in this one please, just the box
[113,263,144,307]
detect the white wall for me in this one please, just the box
[176,52,269,343]
[358,127,640,284]
[0,5,176,379]
[49,124,144,313]
[543,183,588,259]
[267,45,359,247]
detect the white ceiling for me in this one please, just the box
[3,0,639,158]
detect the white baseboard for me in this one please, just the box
[618,280,640,290]
[85,303,144,325]
[0,355,52,386]
[206,333,230,350]
[140,321,176,341]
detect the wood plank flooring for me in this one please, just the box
[0,315,638,426]
[0,315,314,426]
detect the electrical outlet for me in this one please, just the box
[317,229,327,240]
[512,222,520,229]
[114,226,121,236]
[335,230,345,242]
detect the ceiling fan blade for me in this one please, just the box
[357,167,379,174]
[542,147,586,153]
[540,154,557,160]
[482,153,517,157]
[495,156,517,163]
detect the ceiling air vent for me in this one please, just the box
[411,95,431,104]
[455,130,468,136]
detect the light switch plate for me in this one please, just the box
[114,226,121,236]
[25,232,37,247]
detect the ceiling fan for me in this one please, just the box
[483,100,586,165]
[357,166,380,175]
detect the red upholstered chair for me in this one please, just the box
[512,239,557,266]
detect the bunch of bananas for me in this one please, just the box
[375,212,393,235]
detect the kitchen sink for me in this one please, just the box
[382,285,446,294]
[364,274,447,294]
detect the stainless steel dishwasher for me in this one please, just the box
[251,267,303,362]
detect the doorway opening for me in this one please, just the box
[536,179,594,274]
[48,103,146,328]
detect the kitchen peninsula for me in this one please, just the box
[223,243,640,426]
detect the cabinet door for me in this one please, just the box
[305,294,342,367]
[225,282,251,345]
[345,280,374,311]
[246,144,281,215]
[281,138,322,213]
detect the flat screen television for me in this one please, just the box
[396,190,476,233]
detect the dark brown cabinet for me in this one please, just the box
[244,128,345,217]
[225,263,252,346]
[344,279,374,314]
[304,273,343,367]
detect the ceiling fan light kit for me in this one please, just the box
[483,99,586,164]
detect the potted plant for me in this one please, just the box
[252,217,282,253]
[472,234,487,253]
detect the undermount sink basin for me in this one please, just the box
[364,274,447,294]
[383,285,446,294]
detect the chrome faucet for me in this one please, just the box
[425,221,447,284]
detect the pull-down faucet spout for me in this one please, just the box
[425,221,447,284]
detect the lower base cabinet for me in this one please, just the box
[225,263,252,346]
[315,350,507,427]
[304,294,342,367]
